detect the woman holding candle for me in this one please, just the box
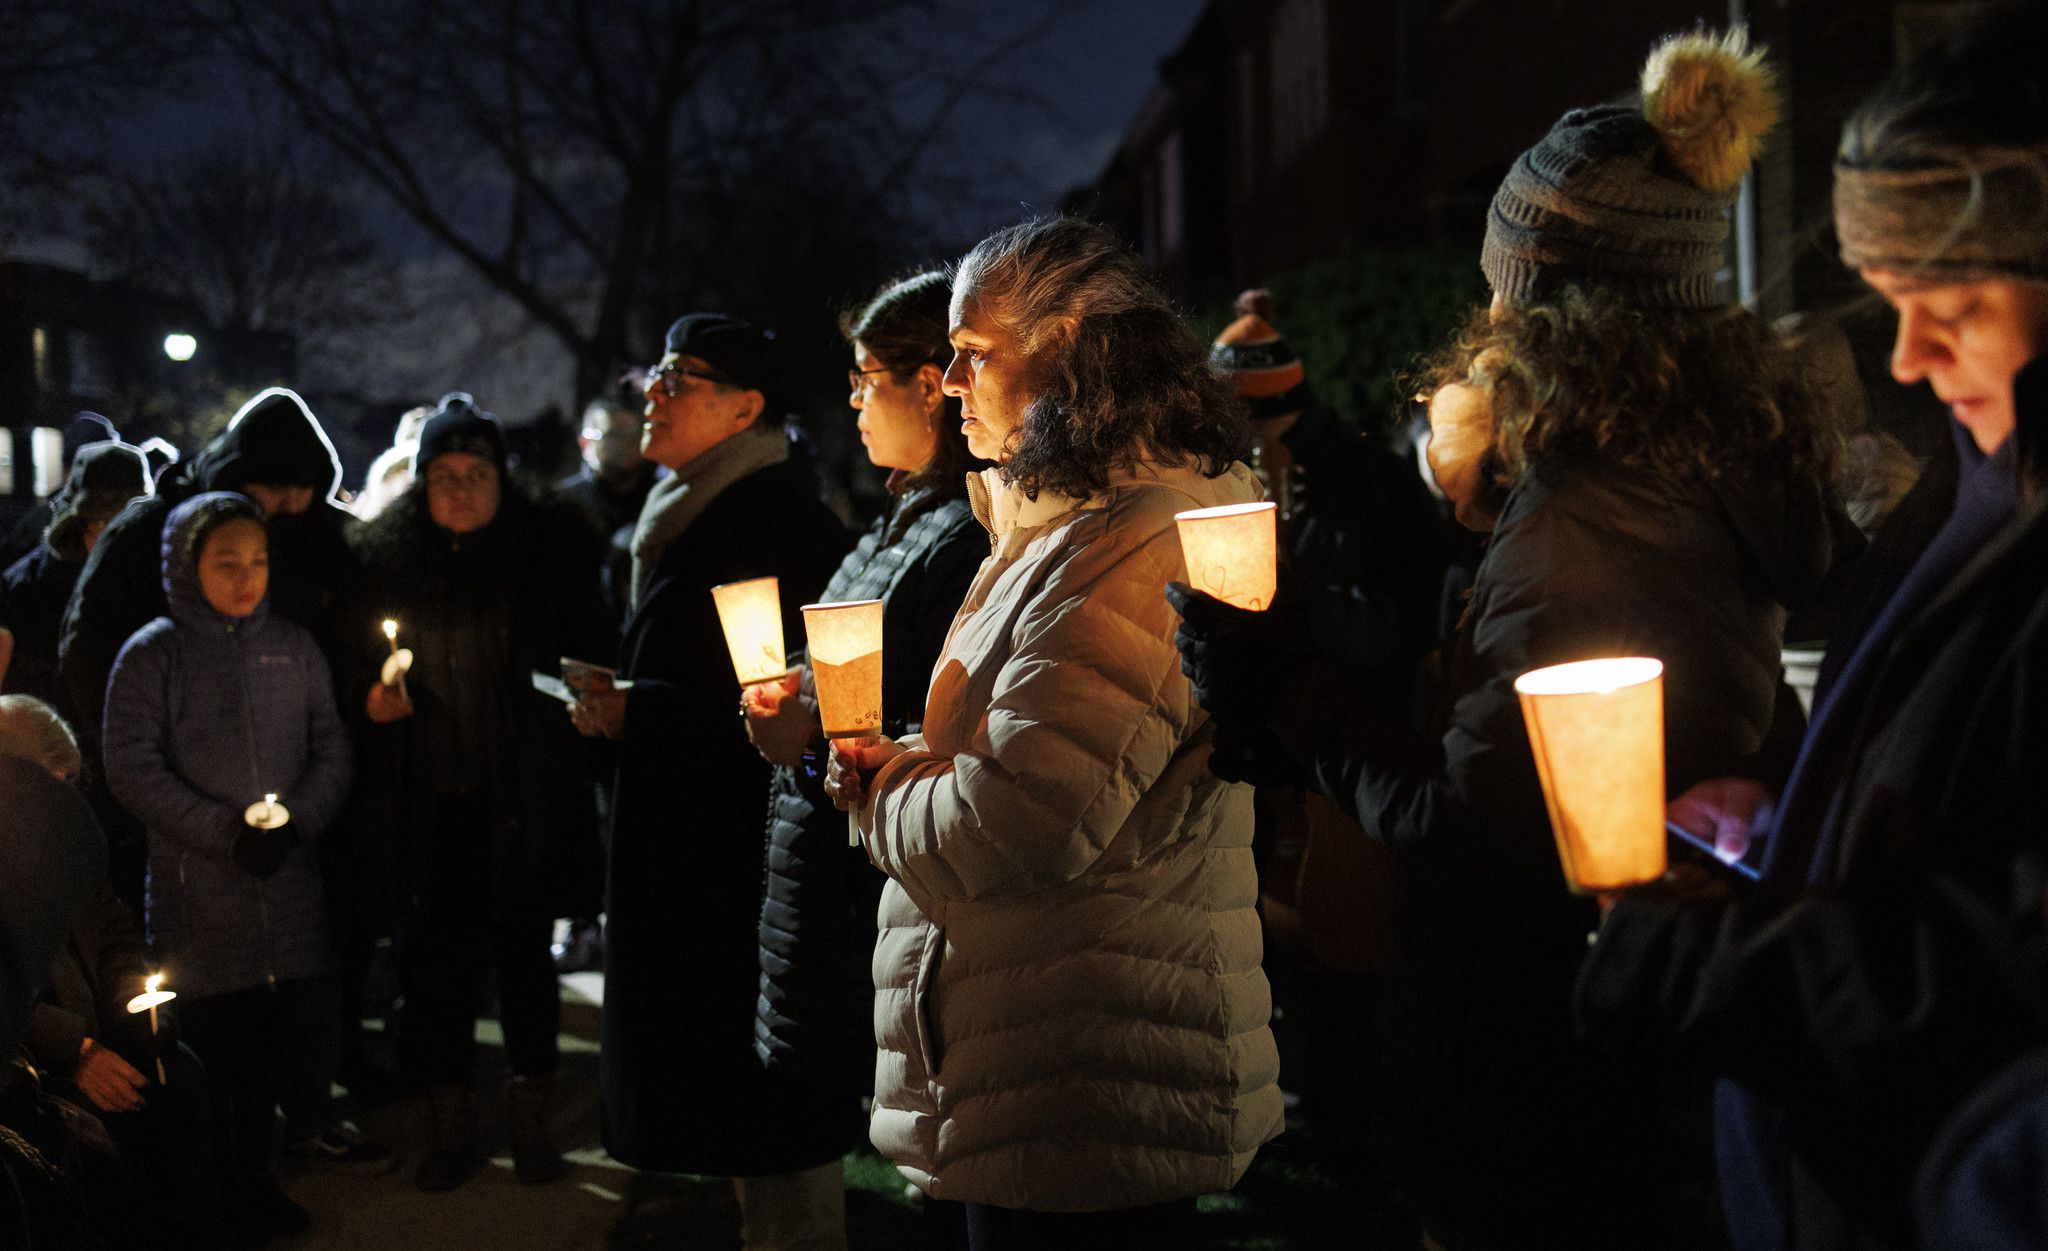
[101,491,354,1244]
[568,313,846,1193]
[348,393,612,1192]
[1170,29,1851,1248]
[1579,8,2048,1247]
[731,271,988,1243]
[825,217,1279,1243]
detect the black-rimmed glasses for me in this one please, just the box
[647,362,737,397]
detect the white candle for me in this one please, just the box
[126,973,177,1084]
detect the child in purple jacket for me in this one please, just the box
[102,491,355,1243]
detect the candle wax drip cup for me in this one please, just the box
[1174,502,1277,613]
[125,989,176,1014]
[244,799,292,830]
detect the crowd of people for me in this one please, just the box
[0,8,2045,1250]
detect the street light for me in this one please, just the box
[162,333,197,362]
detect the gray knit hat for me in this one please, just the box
[1482,28,1781,309]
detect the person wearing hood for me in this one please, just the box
[1169,29,1851,1249]
[1577,7,2048,1248]
[348,393,611,1193]
[100,492,354,1246]
[59,387,359,909]
[566,313,847,1196]
[2,440,150,714]
[823,217,1280,1243]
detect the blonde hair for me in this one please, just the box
[0,695,83,781]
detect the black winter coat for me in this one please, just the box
[1579,374,2048,1250]
[1,544,81,713]
[1282,452,1847,1242]
[346,487,611,928]
[59,409,358,758]
[600,451,849,1176]
[752,483,984,1169]
[21,882,156,1083]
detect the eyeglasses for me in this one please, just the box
[848,366,895,393]
[425,466,497,493]
[646,362,737,398]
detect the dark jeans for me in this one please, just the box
[177,977,337,1186]
[925,1197,1198,1251]
[402,793,560,1084]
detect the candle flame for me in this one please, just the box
[265,793,277,805]
[146,973,162,993]
[381,619,398,640]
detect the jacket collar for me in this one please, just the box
[966,468,1086,537]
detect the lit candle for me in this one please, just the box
[710,577,787,686]
[125,972,178,1084]
[379,618,413,695]
[243,792,292,830]
[1513,657,1668,894]
[1174,501,1278,611]
[801,600,885,741]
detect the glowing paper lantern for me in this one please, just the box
[711,576,787,686]
[1513,657,1667,895]
[802,599,884,740]
[1175,501,1277,611]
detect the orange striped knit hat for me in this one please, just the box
[1210,289,1309,421]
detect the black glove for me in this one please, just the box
[1165,580,1308,729]
[1208,720,1314,789]
[232,821,299,880]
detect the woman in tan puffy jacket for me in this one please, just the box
[827,216,1282,1247]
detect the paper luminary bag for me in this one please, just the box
[711,576,787,685]
[1175,501,1277,611]
[1513,657,1668,894]
[802,599,884,739]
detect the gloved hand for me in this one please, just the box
[1165,580,1308,730]
[232,821,299,880]
[1207,719,1312,789]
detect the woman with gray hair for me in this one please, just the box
[1578,5,2048,1247]
[827,216,1279,1245]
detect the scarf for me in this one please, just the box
[628,421,789,608]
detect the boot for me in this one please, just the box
[505,1074,570,1184]
[413,1084,484,1192]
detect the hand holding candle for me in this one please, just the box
[1514,657,1668,895]
[1174,502,1277,611]
[711,577,787,685]
[379,618,413,695]
[125,972,177,1084]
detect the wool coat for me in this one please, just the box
[345,486,612,929]
[600,446,848,1176]
[753,482,984,1171]
[103,494,353,1000]
[855,460,1283,1212]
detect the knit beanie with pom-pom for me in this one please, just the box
[1481,26,1781,309]
[1210,289,1310,421]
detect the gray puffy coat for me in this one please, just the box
[103,493,352,999]
[855,462,1282,1211]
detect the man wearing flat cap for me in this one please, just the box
[570,313,848,1184]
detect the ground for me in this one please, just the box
[285,969,1395,1250]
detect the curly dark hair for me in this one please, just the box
[954,216,1252,501]
[1417,286,1844,488]
[840,270,985,499]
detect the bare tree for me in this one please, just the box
[181,0,1072,398]
[106,137,406,356]
[0,0,203,236]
